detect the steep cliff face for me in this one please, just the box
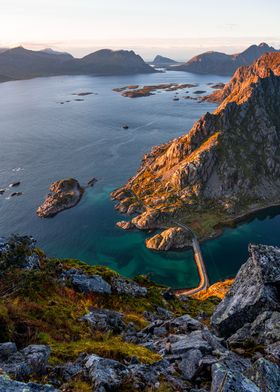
[205,52,280,104]
[112,53,280,238]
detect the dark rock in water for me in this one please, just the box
[245,358,280,392]
[0,375,58,392]
[122,124,129,129]
[211,82,225,89]
[116,220,135,230]
[84,354,130,391]
[81,309,125,333]
[111,276,147,297]
[37,178,84,218]
[72,92,93,96]
[0,189,5,195]
[10,192,22,197]
[193,90,206,94]
[211,244,280,337]
[61,268,112,294]
[87,177,97,187]
[10,182,20,187]
[173,97,179,101]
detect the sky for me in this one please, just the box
[0,0,280,60]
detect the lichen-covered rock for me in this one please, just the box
[84,354,130,391]
[245,358,280,392]
[0,343,50,380]
[81,309,126,333]
[210,363,260,392]
[61,269,112,294]
[0,375,58,392]
[0,235,40,270]
[111,276,147,297]
[37,178,84,218]
[146,227,192,251]
[211,244,280,337]
[228,311,280,348]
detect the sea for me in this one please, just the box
[0,70,279,288]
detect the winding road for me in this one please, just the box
[173,222,210,296]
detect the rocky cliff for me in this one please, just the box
[112,53,280,241]
[171,42,278,75]
[0,235,280,391]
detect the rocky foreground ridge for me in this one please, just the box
[0,236,280,391]
[112,52,280,241]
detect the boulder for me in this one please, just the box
[0,375,58,392]
[0,343,17,360]
[228,311,280,347]
[146,227,192,251]
[61,269,112,294]
[84,354,130,391]
[111,276,147,297]
[116,221,135,230]
[81,309,125,333]
[210,363,260,392]
[245,358,280,392]
[21,344,50,375]
[37,178,84,218]
[211,244,280,337]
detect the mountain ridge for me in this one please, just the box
[171,42,279,75]
[0,46,156,81]
[112,52,280,242]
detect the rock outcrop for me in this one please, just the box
[146,227,192,251]
[37,178,84,218]
[211,244,280,338]
[171,42,278,75]
[112,52,280,241]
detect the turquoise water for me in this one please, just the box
[0,71,279,288]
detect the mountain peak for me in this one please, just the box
[112,52,280,242]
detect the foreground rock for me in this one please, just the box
[112,52,280,242]
[146,227,192,251]
[37,178,84,218]
[0,375,58,392]
[61,268,112,294]
[211,244,280,338]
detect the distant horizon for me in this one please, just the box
[1,38,280,62]
[1,0,280,61]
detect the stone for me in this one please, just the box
[84,354,130,391]
[0,343,17,360]
[265,342,280,364]
[20,344,50,375]
[81,309,125,333]
[61,269,112,294]
[228,311,280,347]
[245,358,280,392]
[210,363,260,392]
[116,220,135,230]
[0,375,58,392]
[37,178,84,218]
[146,227,192,251]
[111,276,147,297]
[211,244,280,337]
[179,349,203,380]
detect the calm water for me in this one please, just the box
[0,71,279,288]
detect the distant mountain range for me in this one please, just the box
[0,47,156,82]
[171,43,279,75]
[150,55,179,67]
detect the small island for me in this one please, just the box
[113,83,199,98]
[37,178,84,218]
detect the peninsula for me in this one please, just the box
[112,52,280,244]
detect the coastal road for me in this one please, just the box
[174,222,210,296]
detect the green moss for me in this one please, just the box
[48,336,161,365]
